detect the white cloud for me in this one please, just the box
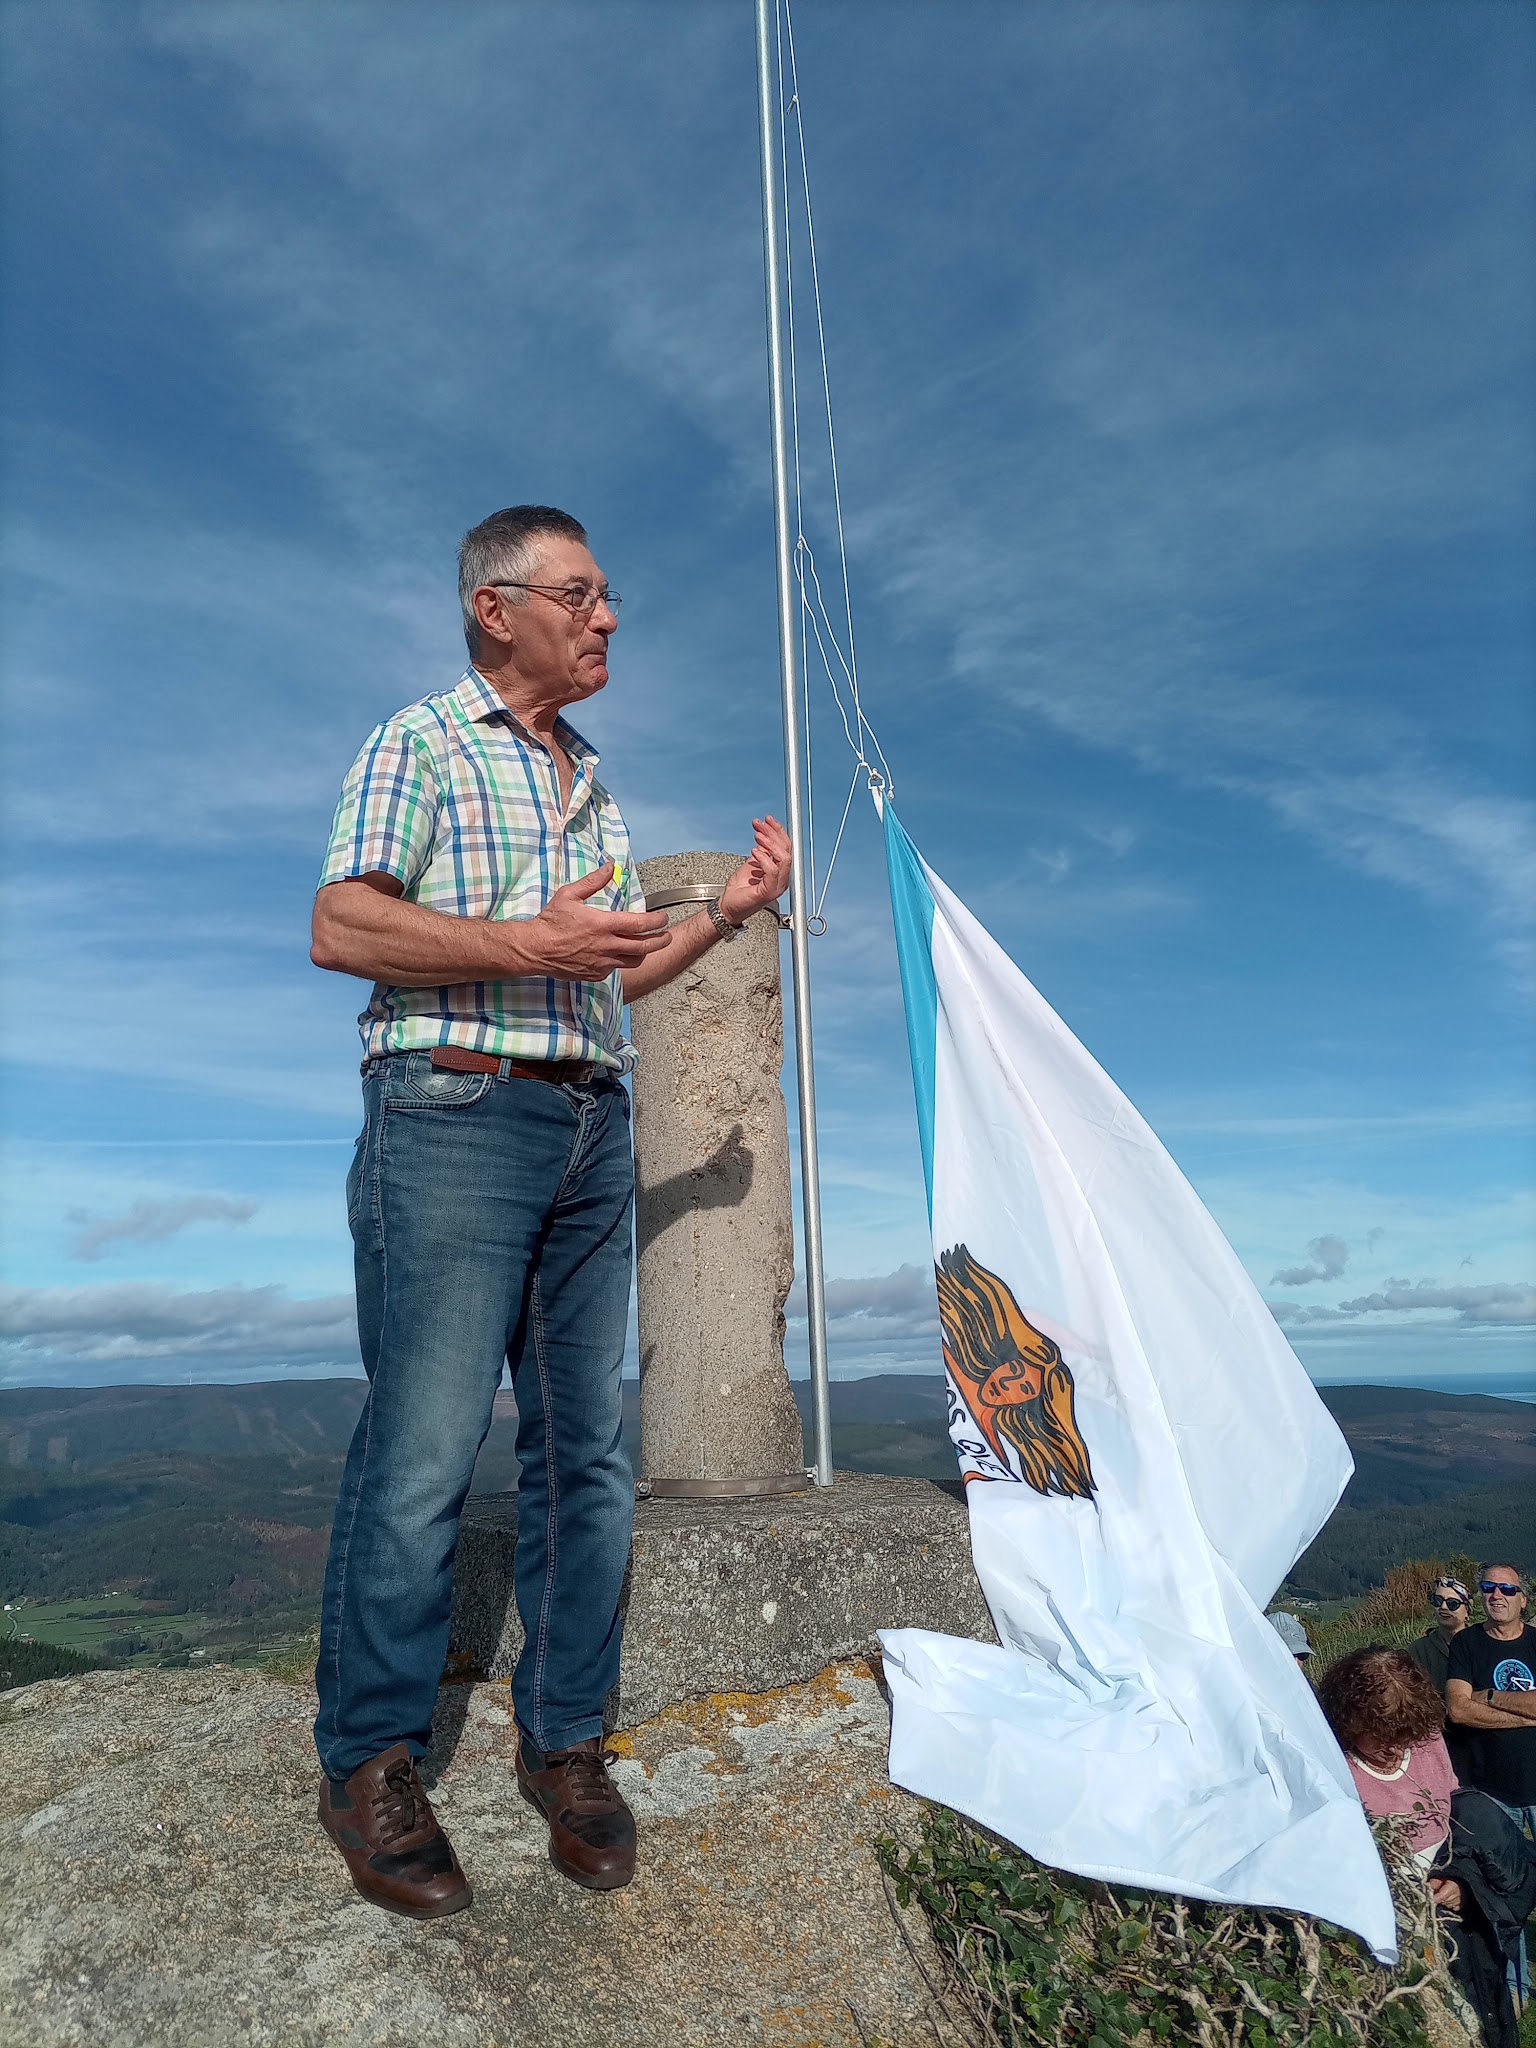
[0,1,1529,1348]
[8,0,1529,975]
[1270,1233,1351,1288]
[782,1264,941,1377]
[0,1282,359,1380]
[0,927,364,1117]
[67,1196,258,1263]
[1263,774,1536,991]
[1267,1302,1356,1329]
[786,1263,936,1325]
[1335,1279,1536,1326]
[1268,1276,1536,1329]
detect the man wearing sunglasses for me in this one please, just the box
[307,505,792,1919]
[1447,1563,1536,1997]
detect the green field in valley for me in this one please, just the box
[9,1594,216,1659]
[5,1594,311,1672]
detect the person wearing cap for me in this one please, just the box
[1268,1610,1313,1667]
[1408,1575,1478,1781]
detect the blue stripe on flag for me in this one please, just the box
[882,802,938,1216]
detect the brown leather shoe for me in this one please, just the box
[515,1732,636,1890]
[318,1743,473,1919]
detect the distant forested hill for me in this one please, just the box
[0,1381,372,1470]
[1286,1480,1535,1601]
[9,1373,1525,1484]
[2,1376,1530,1629]
[1312,1382,1536,1505]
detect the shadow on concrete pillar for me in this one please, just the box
[629,851,806,1498]
[450,860,994,1724]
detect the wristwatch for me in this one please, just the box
[706,899,745,943]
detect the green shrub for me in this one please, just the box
[877,1808,1456,2047]
[1305,1611,1425,1678]
[1298,1549,1487,1679]
[1349,1556,1482,1632]
[258,1634,319,1688]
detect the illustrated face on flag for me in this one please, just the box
[875,795,1399,1965]
[936,1244,1095,1498]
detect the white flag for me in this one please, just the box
[878,799,1396,1961]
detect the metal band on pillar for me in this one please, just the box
[644,883,791,929]
[643,1474,808,1501]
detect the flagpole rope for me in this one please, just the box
[773,5,821,915]
[782,1,892,794]
[775,0,895,926]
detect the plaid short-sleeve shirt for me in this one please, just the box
[319,668,641,1069]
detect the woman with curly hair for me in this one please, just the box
[1317,1647,1459,1876]
[1321,1646,1536,2047]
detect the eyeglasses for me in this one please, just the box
[490,581,621,620]
[1480,1581,1522,1598]
[1430,1596,1464,1610]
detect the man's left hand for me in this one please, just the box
[718,815,793,927]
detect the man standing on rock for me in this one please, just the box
[1446,1562,1536,1998]
[309,505,791,1918]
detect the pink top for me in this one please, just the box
[1347,1734,1458,1854]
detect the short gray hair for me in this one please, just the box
[457,504,587,653]
[1477,1562,1528,1593]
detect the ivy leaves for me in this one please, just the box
[876,1811,1449,2048]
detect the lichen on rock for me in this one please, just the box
[0,1659,942,2048]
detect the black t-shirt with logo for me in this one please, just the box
[1446,1623,1536,1806]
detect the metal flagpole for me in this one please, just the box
[754,0,833,1488]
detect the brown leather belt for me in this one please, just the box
[429,1045,601,1085]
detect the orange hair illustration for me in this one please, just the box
[936,1244,1096,1499]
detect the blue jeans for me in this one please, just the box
[314,1051,635,1782]
[1489,1798,1535,1998]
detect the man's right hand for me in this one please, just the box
[524,864,670,979]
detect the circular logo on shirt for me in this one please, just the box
[1492,1658,1535,1692]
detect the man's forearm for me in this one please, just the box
[622,906,719,1005]
[1470,1689,1536,1723]
[312,883,542,985]
[1448,1693,1532,1729]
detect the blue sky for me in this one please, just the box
[1,1,1531,1397]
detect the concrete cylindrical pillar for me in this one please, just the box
[629,852,806,1497]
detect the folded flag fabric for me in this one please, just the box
[877,797,1397,1962]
